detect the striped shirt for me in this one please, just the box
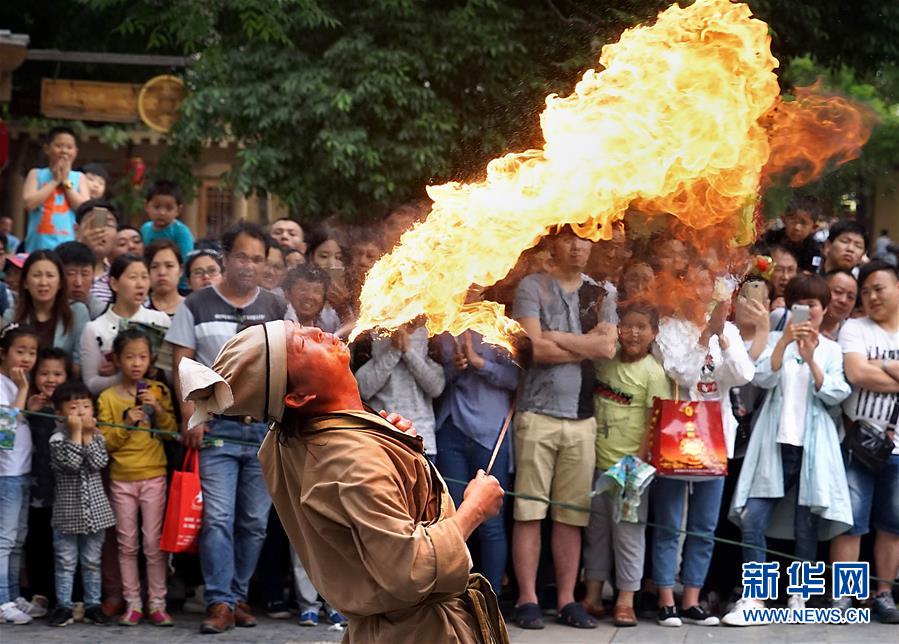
[166,285,294,368]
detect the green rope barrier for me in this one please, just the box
[11,407,262,448]
[440,477,898,588]
[8,405,894,588]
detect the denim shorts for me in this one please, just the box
[845,453,899,536]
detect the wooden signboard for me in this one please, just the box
[41,78,141,123]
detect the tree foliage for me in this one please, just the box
[78,0,668,219]
[6,0,898,221]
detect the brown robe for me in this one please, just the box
[258,410,508,644]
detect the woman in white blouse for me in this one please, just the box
[79,254,170,394]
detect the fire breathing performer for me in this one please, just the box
[179,320,509,643]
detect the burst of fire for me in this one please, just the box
[353,0,871,349]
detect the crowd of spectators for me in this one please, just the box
[0,126,897,633]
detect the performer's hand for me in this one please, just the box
[379,409,416,436]
[456,470,504,538]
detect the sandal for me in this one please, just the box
[513,602,545,630]
[581,600,606,620]
[556,602,598,629]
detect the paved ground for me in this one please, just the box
[1,613,895,643]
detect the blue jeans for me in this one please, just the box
[53,530,105,608]
[652,477,724,588]
[436,419,510,593]
[0,475,29,604]
[741,444,819,563]
[199,420,272,608]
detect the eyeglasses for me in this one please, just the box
[189,267,221,279]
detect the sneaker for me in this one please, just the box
[326,607,348,626]
[297,609,319,626]
[0,600,32,624]
[721,598,768,626]
[872,592,899,624]
[680,604,720,626]
[787,595,805,613]
[657,605,682,627]
[266,600,292,619]
[15,596,47,618]
[48,606,74,627]
[831,595,852,616]
[119,605,143,626]
[84,604,109,625]
[72,601,85,622]
[148,607,174,627]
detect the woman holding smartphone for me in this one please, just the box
[306,226,353,330]
[724,273,853,625]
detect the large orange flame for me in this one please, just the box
[353,0,869,348]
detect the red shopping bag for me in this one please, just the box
[649,397,727,480]
[160,448,203,553]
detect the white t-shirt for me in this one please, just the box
[839,316,899,454]
[777,354,810,446]
[0,373,32,476]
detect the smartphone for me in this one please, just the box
[91,207,110,230]
[740,280,768,305]
[135,380,148,405]
[790,303,810,325]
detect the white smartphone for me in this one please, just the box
[790,303,810,326]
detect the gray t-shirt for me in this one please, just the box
[514,272,598,420]
[166,285,293,367]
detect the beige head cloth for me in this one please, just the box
[179,321,288,430]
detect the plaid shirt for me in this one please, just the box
[49,428,116,534]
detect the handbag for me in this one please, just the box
[844,398,898,473]
[160,448,203,553]
[650,383,727,480]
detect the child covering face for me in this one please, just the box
[582,304,670,626]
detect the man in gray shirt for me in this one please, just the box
[511,226,616,630]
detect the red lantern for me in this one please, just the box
[127,156,146,186]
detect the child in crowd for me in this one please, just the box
[47,380,116,627]
[725,274,853,625]
[75,199,119,305]
[23,127,90,252]
[23,348,72,614]
[0,324,38,624]
[79,163,109,200]
[760,195,824,273]
[97,328,176,626]
[582,302,670,628]
[140,180,195,273]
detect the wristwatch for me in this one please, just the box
[63,179,74,190]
